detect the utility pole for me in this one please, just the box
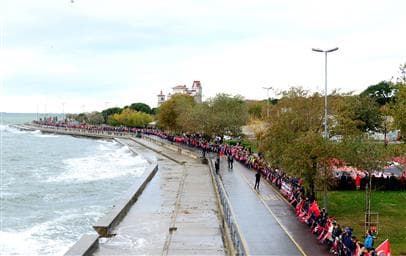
[262,86,272,117]
[312,47,339,211]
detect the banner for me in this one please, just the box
[375,239,391,256]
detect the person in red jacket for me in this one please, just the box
[355,174,361,190]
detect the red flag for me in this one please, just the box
[375,239,391,256]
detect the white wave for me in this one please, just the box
[48,144,147,183]
[0,207,104,256]
[97,139,118,145]
[0,228,68,256]
[0,124,27,134]
[35,133,60,138]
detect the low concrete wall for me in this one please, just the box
[18,124,119,139]
[64,234,99,256]
[93,163,158,237]
[141,135,200,160]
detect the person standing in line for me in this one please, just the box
[355,174,361,190]
[254,170,261,190]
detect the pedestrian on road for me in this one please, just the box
[254,170,261,189]
[227,154,234,169]
[215,157,220,175]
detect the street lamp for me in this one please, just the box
[312,47,338,139]
[262,86,273,117]
[312,47,338,212]
[62,102,66,122]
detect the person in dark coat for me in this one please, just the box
[254,170,261,189]
[227,154,234,169]
[215,157,220,174]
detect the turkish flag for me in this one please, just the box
[376,239,391,256]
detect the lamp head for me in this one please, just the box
[312,48,324,52]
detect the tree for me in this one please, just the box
[157,94,195,132]
[75,113,88,123]
[338,135,387,230]
[151,107,158,115]
[360,81,395,106]
[109,108,153,127]
[87,112,104,125]
[205,94,248,138]
[101,107,122,123]
[247,101,265,119]
[281,131,336,202]
[395,63,406,85]
[129,102,152,114]
[391,86,406,140]
[341,96,383,133]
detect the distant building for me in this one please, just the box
[157,90,166,107]
[158,80,202,107]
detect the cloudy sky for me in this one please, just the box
[1,0,405,113]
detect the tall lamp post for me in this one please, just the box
[262,86,272,117]
[312,47,338,211]
[62,102,66,122]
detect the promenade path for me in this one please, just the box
[217,157,330,256]
[93,138,225,255]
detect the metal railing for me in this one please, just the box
[209,159,248,256]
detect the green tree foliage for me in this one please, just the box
[247,101,265,119]
[391,86,406,140]
[129,102,152,114]
[338,136,386,172]
[109,108,153,127]
[360,81,395,106]
[87,111,104,125]
[157,94,195,132]
[156,93,248,137]
[151,107,158,115]
[204,94,248,137]
[338,96,383,133]
[281,131,337,196]
[395,63,406,85]
[76,113,88,123]
[101,107,122,123]
[337,135,387,216]
[258,88,333,194]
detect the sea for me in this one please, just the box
[0,113,149,255]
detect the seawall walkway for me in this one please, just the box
[92,137,225,255]
[16,124,330,255]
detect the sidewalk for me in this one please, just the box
[93,138,225,255]
[217,157,329,256]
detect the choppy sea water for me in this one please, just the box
[0,113,148,255]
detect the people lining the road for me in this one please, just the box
[33,120,392,256]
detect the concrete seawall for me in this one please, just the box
[64,163,158,256]
[14,124,239,255]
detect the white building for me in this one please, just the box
[158,80,202,107]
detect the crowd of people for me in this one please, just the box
[33,120,393,255]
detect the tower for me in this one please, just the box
[157,90,166,107]
[192,80,202,103]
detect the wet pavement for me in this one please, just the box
[92,135,329,256]
[93,138,225,256]
[217,157,330,256]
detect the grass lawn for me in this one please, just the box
[324,191,406,255]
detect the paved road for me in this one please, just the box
[217,157,329,256]
[93,138,225,256]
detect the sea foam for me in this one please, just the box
[48,142,147,183]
